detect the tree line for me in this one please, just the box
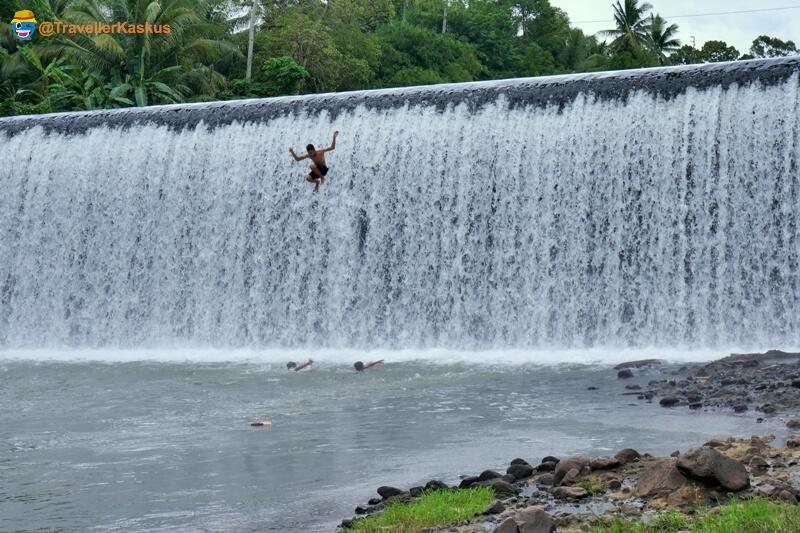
[1,0,798,117]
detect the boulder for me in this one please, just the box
[614,359,665,369]
[552,486,589,499]
[511,458,531,467]
[660,396,680,407]
[560,468,581,486]
[614,448,642,464]
[749,456,769,476]
[484,500,505,515]
[636,459,687,496]
[377,486,405,499]
[618,369,634,379]
[516,506,556,533]
[536,461,557,472]
[733,404,748,413]
[479,470,503,482]
[553,455,590,485]
[786,418,800,429]
[536,473,555,486]
[677,447,749,491]
[494,517,520,533]
[425,479,448,490]
[507,463,534,480]
[787,436,800,449]
[367,497,382,505]
[409,487,424,497]
[501,474,517,484]
[590,456,621,470]
[541,455,560,464]
[483,478,520,498]
[459,475,479,488]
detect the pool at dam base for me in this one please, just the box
[0,357,787,532]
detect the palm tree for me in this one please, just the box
[58,0,240,106]
[647,14,680,64]
[601,0,653,53]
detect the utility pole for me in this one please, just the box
[246,1,258,81]
[442,0,448,33]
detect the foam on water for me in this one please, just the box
[0,346,778,365]
[1,64,798,353]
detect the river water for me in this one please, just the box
[1,355,779,532]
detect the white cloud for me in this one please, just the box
[551,0,800,54]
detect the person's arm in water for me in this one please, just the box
[320,131,339,153]
[289,147,309,161]
[294,359,313,371]
[363,359,384,370]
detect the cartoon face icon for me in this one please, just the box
[11,10,37,41]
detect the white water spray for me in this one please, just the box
[1,68,798,351]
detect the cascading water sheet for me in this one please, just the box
[0,59,798,350]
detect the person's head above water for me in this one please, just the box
[354,359,384,372]
[286,361,297,370]
[306,144,316,154]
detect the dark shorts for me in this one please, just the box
[315,164,329,177]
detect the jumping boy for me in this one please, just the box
[289,131,338,192]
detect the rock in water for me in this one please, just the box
[249,420,272,427]
[676,447,749,491]
[553,455,590,485]
[636,459,687,496]
[376,486,405,499]
[617,369,634,379]
[507,463,534,480]
[516,506,556,533]
[425,479,448,490]
[614,448,641,464]
[614,359,665,369]
[552,486,589,499]
[483,478,519,498]
[659,396,680,407]
[479,469,503,481]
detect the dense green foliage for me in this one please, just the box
[593,499,800,533]
[1,0,797,116]
[349,487,494,533]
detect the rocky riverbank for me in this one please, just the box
[616,350,800,415]
[338,350,800,532]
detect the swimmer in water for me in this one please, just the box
[287,359,313,371]
[354,360,384,372]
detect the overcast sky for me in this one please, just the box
[550,1,800,54]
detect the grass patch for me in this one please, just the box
[592,499,800,533]
[578,474,603,495]
[349,487,494,533]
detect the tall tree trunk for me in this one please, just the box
[441,1,448,33]
[246,1,258,81]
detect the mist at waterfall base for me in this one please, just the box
[2,60,800,532]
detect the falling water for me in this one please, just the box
[1,59,799,351]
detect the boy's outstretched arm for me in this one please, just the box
[289,147,308,161]
[322,131,339,152]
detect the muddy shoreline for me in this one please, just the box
[339,350,800,532]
